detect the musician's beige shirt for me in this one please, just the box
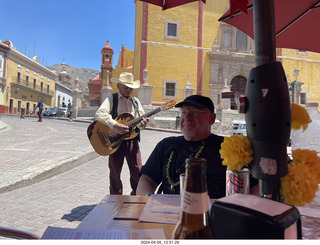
[95,92,145,129]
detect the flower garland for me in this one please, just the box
[166,145,205,189]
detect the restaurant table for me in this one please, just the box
[77,195,176,239]
[76,194,320,240]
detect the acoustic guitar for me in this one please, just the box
[87,100,176,156]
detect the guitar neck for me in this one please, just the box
[126,107,162,127]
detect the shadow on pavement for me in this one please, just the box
[61,204,97,222]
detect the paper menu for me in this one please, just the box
[139,194,181,224]
[41,226,166,239]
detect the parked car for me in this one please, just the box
[56,107,68,117]
[232,121,247,136]
[43,107,58,117]
[231,121,292,146]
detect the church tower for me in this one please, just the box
[59,62,72,88]
[100,41,113,88]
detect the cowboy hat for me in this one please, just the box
[110,72,140,89]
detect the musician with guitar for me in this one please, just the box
[94,72,149,195]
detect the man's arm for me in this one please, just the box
[136,174,159,196]
[95,95,118,128]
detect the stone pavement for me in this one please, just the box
[0,115,99,194]
[0,115,180,194]
[0,115,179,238]
[1,115,320,239]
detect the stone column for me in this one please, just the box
[72,88,82,118]
[101,84,113,103]
[220,78,231,110]
[138,83,154,105]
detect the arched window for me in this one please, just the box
[230,75,247,110]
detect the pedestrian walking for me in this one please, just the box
[20,106,25,119]
[95,72,149,195]
[35,97,44,122]
[67,102,72,118]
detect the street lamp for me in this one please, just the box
[294,67,299,81]
[290,68,304,104]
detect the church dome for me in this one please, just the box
[60,63,68,75]
[102,41,113,51]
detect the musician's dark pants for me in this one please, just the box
[108,138,142,195]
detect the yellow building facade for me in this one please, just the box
[280,49,320,107]
[133,1,320,109]
[0,40,56,115]
[111,44,134,91]
[133,0,233,104]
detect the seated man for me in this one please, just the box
[137,95,227,199]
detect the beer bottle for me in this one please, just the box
[172,157,215,239]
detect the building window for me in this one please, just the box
[300,92,307,105]
[33,79,36,89]
[41,82,43,92]
[230,75,247,110]
[17,72,21,84]
[166,83,175,96]
[0,52,4,84]
[162,79,178,100]
[168,23,177,37]
[26,75,29,86]
[47,85,50,94]
[164,19,180,41]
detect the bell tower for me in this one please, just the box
[101,41,113,88]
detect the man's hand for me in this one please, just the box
[113,123,129,134]
[141,117,150,128]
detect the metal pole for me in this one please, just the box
[253,0,276,66]
[247,0,290,201]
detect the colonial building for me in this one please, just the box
[88,74,101,107]
[55,63,73,108]
[55,82,72,108]
[133,1,320,110]
[0,40,56,115]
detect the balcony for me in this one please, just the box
[11,77,54,97]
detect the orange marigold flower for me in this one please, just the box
[280,161,318,207]
[292,149,320,183]
[219,134,253,172]
[291,103,312,131]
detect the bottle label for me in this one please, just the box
[181,191,209,214]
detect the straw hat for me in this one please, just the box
[110,72,140,89]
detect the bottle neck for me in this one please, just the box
[184,158,208,193]
[181,158,209,217]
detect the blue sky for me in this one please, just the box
[0,0,136,71]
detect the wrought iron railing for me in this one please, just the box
[11,77,54,96]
